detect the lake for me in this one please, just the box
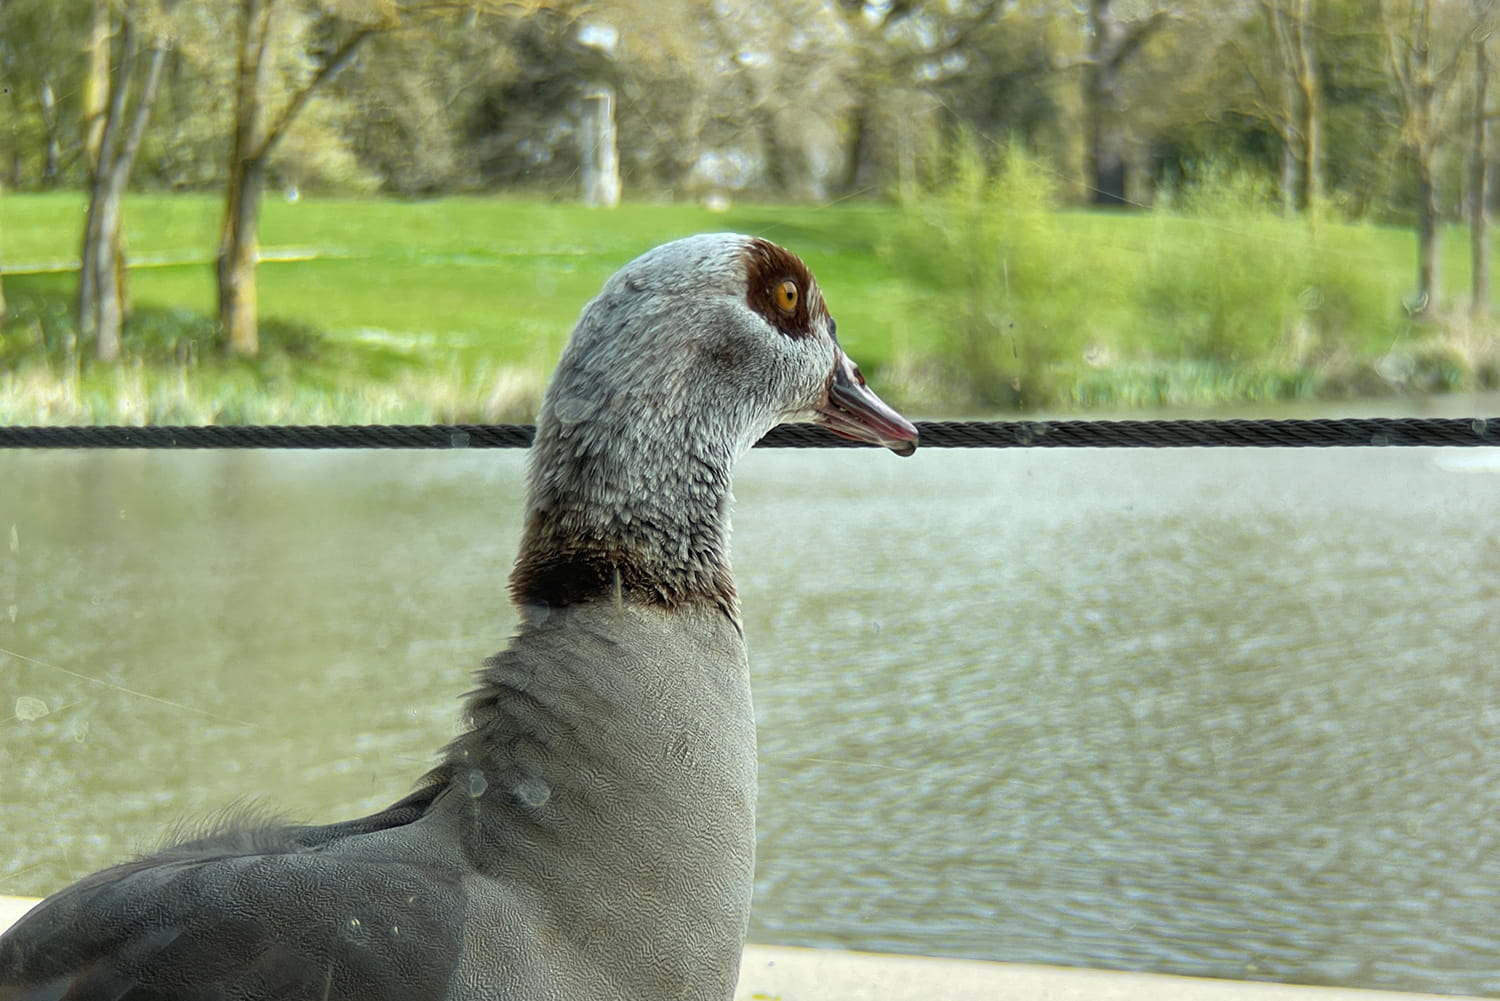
[2,410,1498,995]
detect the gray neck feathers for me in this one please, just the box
[509,402,738,614]
[509,278,764,619]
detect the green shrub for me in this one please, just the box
[1140,163,1402,374]
[1139,164,1297,366]
[885,154,1408,410]
[882,135,1105,409]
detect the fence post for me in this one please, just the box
[580,85,620,208]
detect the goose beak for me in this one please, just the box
[814,348,919,457]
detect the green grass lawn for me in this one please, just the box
[1,191,1494,423]
[3,194,906,362]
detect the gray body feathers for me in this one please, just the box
[0,605,755,1001]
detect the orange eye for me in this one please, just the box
[774,279,799,314]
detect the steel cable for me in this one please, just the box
[0,417,1494,450]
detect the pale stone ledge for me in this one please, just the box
[735,944,1483,1001]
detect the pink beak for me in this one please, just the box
[813,348,919,457]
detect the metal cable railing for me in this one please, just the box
[0,417,1495,450]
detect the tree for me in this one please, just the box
[700,1,854,199]
[218,0,379,356]
[1230,0,1326,216]
[0,0,96,188]
[77,6,167,363]
[330,17,501,195]
[1381,0,1476,313]
[0,0,94,326]
[831,0,921,198]
[461,6,613,190]
[216,0,557,356]
[1470,2,1497,320]
[1080,0,1175,206]
[930,9,1061,151]
[82,0,112,173]
[829,0,1007,199]
[456,1,858,200]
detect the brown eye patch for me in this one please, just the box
[743,237,827,339]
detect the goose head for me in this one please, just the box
[537,233,917,458]
[513,233,918,612]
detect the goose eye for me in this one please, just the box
[774,279,799,314]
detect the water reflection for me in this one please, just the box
[1,444,1498,995]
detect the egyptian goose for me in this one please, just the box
[0,233,918,1001]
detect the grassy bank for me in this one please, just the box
[1,191,1495,423]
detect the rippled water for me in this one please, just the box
[2,437,1498,995]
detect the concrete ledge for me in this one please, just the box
[0,896,36,935]
[0,896,1480,1000]
[734,944,1483,1001]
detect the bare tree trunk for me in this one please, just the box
[78,17,167,363]
[79,169,125,360]
[0,194,7,321]
[216,0,372,356]
[1260,0,1323,218]
[1083,0,1170,207]
[0,175,6,320]
[1383,0,1448,314]
[218,156,267,357]
[1084,1,1129,206]
[1278,68,1300,216]
[1472,33,1490,321]
[218,0,275,357]
[840,99,877,198]
[659,97,704,195]
[896,99,920,205]
[40,80,61,187]
[1412,0,1441,313]
[1416,155,1442,313]
[81,0,112,173]
[758,109,803,197]
[1293,0,1324,218]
